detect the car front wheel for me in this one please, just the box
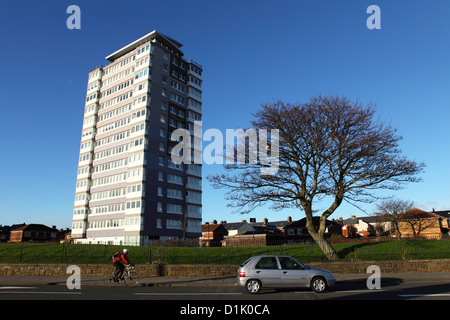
[310,277,327,293]
[246,279,262,294]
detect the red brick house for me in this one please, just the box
[199,222,228,247]
[398,209,449,239]
[9,224,59,243]
[222,231,284,247]
[284,217,343,243]
[342,216,380,238]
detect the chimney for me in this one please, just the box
[213,220,217,224]
[287,216,292,223]
[264,218,268,225]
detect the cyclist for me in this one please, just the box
[112,248,134,283]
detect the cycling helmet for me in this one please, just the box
[123,248,129,254]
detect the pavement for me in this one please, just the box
[2,272,450,287]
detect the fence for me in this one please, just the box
[0,238,449,265]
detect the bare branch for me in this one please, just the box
[207,95,425,260]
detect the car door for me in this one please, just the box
[253,256,282,287]
[279,256,309,287]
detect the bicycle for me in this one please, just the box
[104,264,140,287]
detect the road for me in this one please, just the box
[0,275,448,318]
[1,273,450,301]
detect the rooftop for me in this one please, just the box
[11,224,57,232]
[105,30,183,62]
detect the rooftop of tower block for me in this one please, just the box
[105,30,184,62]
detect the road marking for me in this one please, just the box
[337,289,402,293]
[294,289,402,294]
[135,292,242,296]
[399,294,450,298]
[0,291,81,295]
[0,287,37,290]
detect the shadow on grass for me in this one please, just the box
[335,241,387,260]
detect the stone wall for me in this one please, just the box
[307,259,450,273]
[0,259,449,277]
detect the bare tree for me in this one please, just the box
[374,199,415,238]
[208,95,425,260]
[401,209,438,238]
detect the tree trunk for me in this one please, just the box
[313,233,339,261]
[306,219,339,261]
[393,222,402,239]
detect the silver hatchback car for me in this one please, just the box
[237,255,336,294]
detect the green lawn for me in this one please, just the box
[0,240,449,265]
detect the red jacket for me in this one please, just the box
[113,253,131,264]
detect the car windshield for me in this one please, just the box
[299,261,311,270]
[285,257,310,270]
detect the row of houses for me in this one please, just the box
[200,216,343,247]
[200,209,450,247]
[342,209,450,239]
[0,224,71,243]
[2,208,448,246]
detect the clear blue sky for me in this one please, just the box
[0,0,449,229]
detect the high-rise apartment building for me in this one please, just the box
[72,31,203,245]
